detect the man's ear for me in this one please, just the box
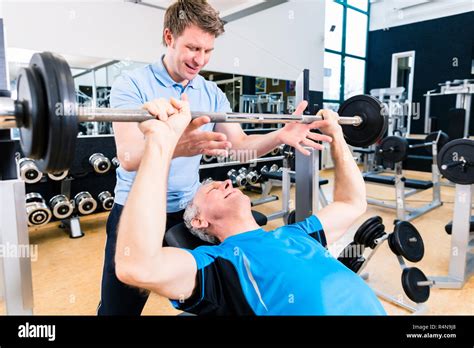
[163,28,174,47]
[191,217,209,230]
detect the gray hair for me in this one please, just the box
[183,202,218,244]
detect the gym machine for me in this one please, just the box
[424,79,474,137]
[428,138,474,289]
[364,131,449,221]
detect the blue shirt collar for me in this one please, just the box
[151,55,201,90]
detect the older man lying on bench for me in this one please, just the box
[115,96,386,315]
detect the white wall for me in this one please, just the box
[1,0,324,90]
[370,0,474,31]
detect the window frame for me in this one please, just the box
[323,0,370,106]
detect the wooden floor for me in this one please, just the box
[1,168,473,315]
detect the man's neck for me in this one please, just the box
[162,55,189,87]
[215,214,261,242]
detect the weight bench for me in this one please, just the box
[362,160,442,222]
[363,174,433,190]
[353,148,376,173]
[165,210,268,249]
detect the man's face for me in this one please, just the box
[165,24,215,81]
[192,180,251,228]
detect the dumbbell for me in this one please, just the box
[25,192,52,226]
[47,170,69,181]
[245,169,259,185]
[49,194,74,220]
[111,157,120,168]
[18,158,43,184]
[260,164,279,175]
[227,169,247,187]
[74,191,97,215]
[98,191,114,211]
[89,153,111,174]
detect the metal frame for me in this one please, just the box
[429,184,474,289]
[358,236,428,314]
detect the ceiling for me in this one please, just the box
[127,0,287,21]
[128,0,265,16]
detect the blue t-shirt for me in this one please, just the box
[171,215,386,315]
[110,57,231,212]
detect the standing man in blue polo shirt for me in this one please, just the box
[99,0,331,315]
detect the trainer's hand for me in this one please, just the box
[173,106,232,158]
[138,94,191,146]
[276,101,333,156]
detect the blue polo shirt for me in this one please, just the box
[110,58,231,212]
[172,215,386,315]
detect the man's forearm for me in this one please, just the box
[231,130,283,159]
[330,132,366,206]
[116,139,174,270]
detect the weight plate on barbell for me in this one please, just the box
[29,52,78,173]
[424,131,449,154]
[437,138,474,185]
[338,95,387,148]
[54,52,78,173]
[401,267,430,303]
[17,67,47,159]
[392,221,424,262]
[353,216,382,245]
[377,136,409,163]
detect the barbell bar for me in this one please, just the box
[1,52,388,172]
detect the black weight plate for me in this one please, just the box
[16,67,47,159]
[401,267,430,303]
[388,232,400,256]
[287,210,296,224]
[438,139,474,185]
[29,52,63,172]
[364,222,386,249]
[393,221,424,262]
[351,257,365,273]
[377,136,409,163]
[30,52,78,172]
[338,95,387,147]
[354,216,382,245]
[54,53,78,172]
[425,131,449,154]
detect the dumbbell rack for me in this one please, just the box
[339,217,432,314]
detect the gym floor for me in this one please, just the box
[2,168,472,315]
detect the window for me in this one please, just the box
[323,0,369,106]
[324,52,342,100]
[324,1,343,52]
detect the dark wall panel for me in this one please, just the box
[366,12,474,135]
